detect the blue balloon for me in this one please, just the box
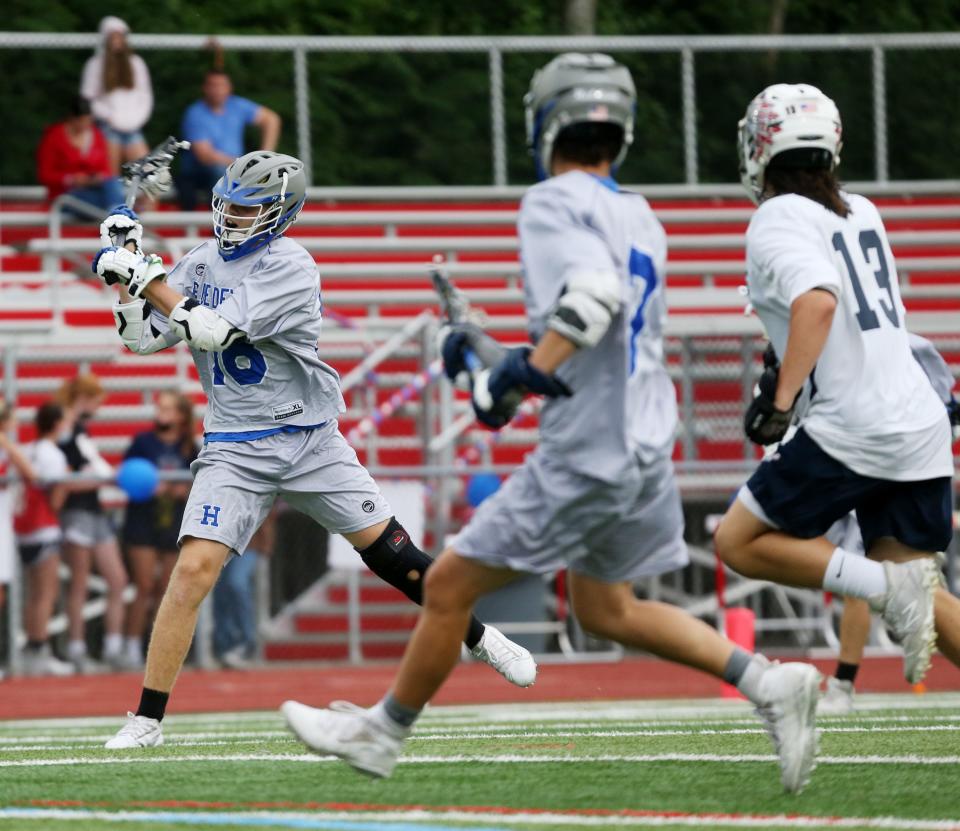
[466,473,501,508]
[117,458,159,502]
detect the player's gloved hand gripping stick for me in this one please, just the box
[93,137,190,296]
[744,342,799,446]
[431,258,570,430]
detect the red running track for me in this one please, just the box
[0,655,957,720]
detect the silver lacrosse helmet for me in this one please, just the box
[211,151,306,260]
[524,52,636,181]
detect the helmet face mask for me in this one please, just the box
[212,152,307,260]
[525,53,636,181]
[737,83,843,205]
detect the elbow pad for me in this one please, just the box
[547,269,622,349]
[112,299,171,355]
[168,297,245,352]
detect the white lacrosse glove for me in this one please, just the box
[92,247,166,299]
[99,206,143,254]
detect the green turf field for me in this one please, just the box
[1,694,959,831]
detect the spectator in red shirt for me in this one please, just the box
[36,97,124,214]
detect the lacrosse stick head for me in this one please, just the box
[122,136,191,206]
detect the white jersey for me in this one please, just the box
[151,237,345,436]
[519,171,677,482]
[746,192,952,481]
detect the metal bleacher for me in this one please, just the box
[2,183,958,662]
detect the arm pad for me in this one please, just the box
[112,299,177,355]
[168,297,245,352]
[547,268,622,349]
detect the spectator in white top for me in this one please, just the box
[13,402,74,678]
[80,16,153,175]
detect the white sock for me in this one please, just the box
[125,637,143,661]
[67,640,87,659]
[822,547,887,600]
[736,654,770,704]
[103,633,123,657]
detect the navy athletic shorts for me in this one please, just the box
[742,427,953,553]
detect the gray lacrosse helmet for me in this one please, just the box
[212,151,307,260]
[524,53,636,180]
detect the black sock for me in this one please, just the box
[136,688,169,722]
[25,640,45,652]
[357,516,486,649]
[835,661,859,683]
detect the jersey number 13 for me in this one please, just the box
[831,230,900,331]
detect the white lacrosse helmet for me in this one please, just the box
[737,83,843,204]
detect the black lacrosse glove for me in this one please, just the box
[947,396,960,441]
[744,344,796,446]
[472,346,572,430]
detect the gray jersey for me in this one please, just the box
[518,171,677,482]
[151,238,345,435]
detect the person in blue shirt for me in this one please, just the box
[120,391,200,669]
[176,70,281,210]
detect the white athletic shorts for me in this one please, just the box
[824,511,865,555]
[453,449,688,582]
[0,489,13,583]
[61,509,115,548]
[180,421,392,556]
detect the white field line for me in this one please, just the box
[4,692,959,731]
[2,751,960,768]
[3,712,960,744]
[5,723,960,752]
[1,807,960,830]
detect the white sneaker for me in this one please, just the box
[470,625,537,687]
[818,677,855,715]
[218,646,253,670]
[21,645,75,678]
[71,653,107,675]
[281,700,408,778]
[875,559,939,684]
[754,661,821,794]
[104,712,163,749]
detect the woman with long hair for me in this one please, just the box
[56,374,130,673]
[121,392,199,669]
[80,16,153,176]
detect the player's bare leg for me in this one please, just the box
[281,550,516,777]
[718,504,942,683]
[570,575,734,676]
[820,598,870,713]
[934,588,960,666]
[343,521,536,687]
[106,538,229,749]
[143,538,229,692]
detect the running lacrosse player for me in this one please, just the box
[713,84,958,687]
[93,151,536,749]
[281,54,825,794]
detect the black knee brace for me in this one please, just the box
[356,517,485,648]
[356,517,431,605]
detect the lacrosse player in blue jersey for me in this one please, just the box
[281,54,828,794]
[92,151,535,750]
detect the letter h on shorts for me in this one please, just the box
[200,504,222,527]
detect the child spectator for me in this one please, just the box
[13,402,74,677]
[36,97,124,213]
[56,375,129,673]
[176,69,281,210]
[80,16,152,174]
[121,391,199,669]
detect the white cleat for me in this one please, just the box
[104,712,163,749]
[470,625,537,687]
[281,700,408,778]
[754,661,821,794]
[875,559,939,684]
[817,677,855,715]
